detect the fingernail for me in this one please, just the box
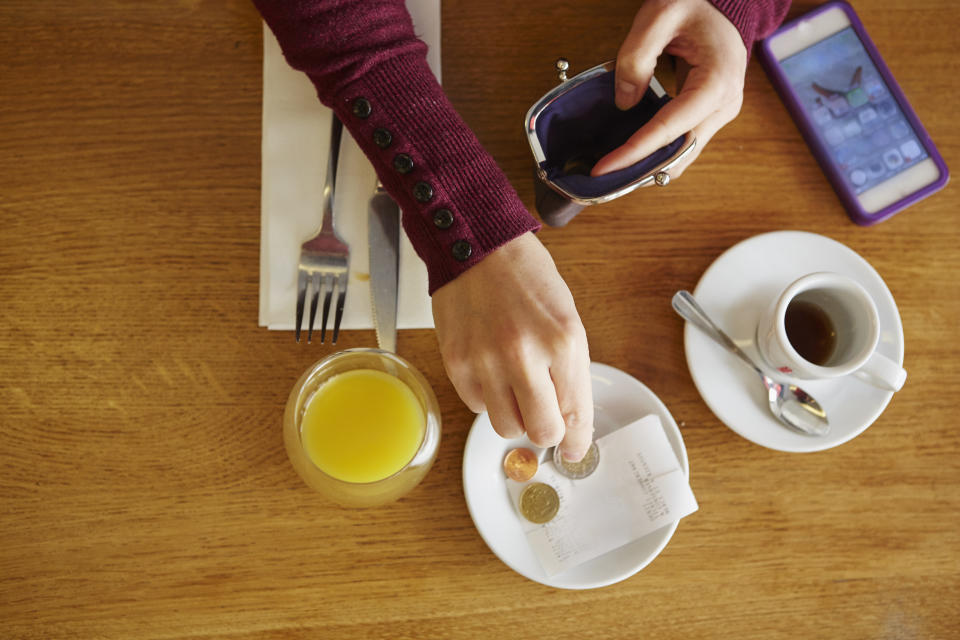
[615,80,637,110]
[562,448,586,463]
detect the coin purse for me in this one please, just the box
[525,60,697,226]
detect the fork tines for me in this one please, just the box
[296,269,348,344]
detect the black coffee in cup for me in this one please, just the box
[784,299,837,365]
[757,272,905,391]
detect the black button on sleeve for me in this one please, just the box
[451,240,472,262]
[413,181,434,203]
[432,208,454,229]
[351,97,372,119]
[373,128,392,149]
[393,153,414,174]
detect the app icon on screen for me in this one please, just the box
[835,145,857,169]
[813,105,833,125]
[878,100,897,118]
[900,139,922,162]
[865,80,886,101]
[866,161,886,178]
[858,107,878,125]
[825,127,845,146]
[829,96,849,117]
[846,87,868,108]
[883,149,904,170]
[843,120,862,138]
[890,120,910,138]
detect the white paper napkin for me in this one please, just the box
[258,1,441,330]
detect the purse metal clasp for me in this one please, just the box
[525,59,697,225]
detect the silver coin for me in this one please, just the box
[552,441,599,479]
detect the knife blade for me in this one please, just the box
[368,182,400,352]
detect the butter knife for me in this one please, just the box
[368,182,400,352]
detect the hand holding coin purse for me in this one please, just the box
[525,60,697,226]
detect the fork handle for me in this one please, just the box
[320,115,344,235]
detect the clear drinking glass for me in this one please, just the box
[283,348,441,507]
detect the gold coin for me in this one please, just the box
[519,482,560,524]
[553,441,600,479]
[503,447,538,482]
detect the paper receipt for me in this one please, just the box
[506,414,698,576]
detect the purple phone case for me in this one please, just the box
[758,0,949,226]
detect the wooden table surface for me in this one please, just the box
[2,1,958,638]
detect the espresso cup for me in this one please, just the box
[756,272,906,391]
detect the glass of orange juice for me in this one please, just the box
[283,348,441,507]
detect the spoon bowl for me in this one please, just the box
[672,291,830,437]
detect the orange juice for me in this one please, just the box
[300,368,425,483]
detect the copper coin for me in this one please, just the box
[519,482,560,524]
[503,447,538,482]
[553,441,600,479]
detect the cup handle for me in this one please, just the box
[853,351,906,392]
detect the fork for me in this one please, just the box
[295,114,350,344]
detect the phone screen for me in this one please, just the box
[778,27,927,197]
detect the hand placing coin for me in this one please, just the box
[503,447,539,482]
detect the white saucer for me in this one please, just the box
[462,362,689,589]
[684,231,904,453]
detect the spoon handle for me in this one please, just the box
[671,291,764,376]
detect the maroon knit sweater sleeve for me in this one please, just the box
[253,0,540,295]
[709,0,792,52]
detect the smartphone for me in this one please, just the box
[759,1,948,225]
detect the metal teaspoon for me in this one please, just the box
[672,290,830,437]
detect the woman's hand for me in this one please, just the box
[591,0,748,179]
[432,232,593,462]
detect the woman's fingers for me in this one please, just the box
[551,341,594,461]
[508,365,566,449]
[432,232,594,455]
[594,0,749,178]
[614,1,685,110]
[591,72,725,176]
[481,380,525,441]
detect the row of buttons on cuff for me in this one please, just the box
[351,97,472,263]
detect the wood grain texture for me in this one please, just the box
[1,1,957,638]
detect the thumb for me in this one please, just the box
[615,3,683,110]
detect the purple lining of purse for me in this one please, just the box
[535,70,686,199]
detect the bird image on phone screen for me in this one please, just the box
[812,66,865,116]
